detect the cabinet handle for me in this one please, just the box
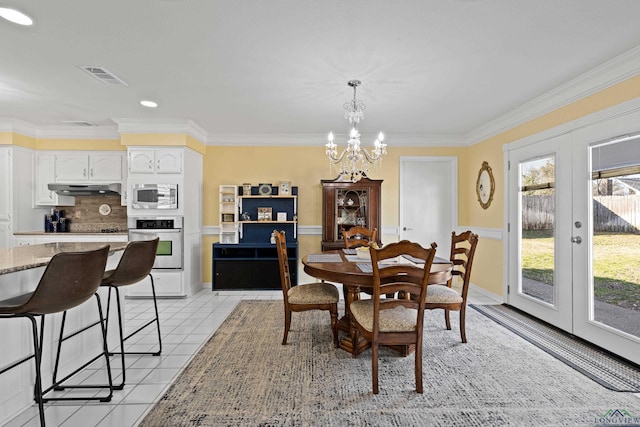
[149,160,153,170]
[83,168,87,177]
[90,168,94,177]
[157,159,161,170]
[49,191,53,200]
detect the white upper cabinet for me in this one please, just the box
[55,152,122,182]
[129,149,183,174]
[34,152,58,206]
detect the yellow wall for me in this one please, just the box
[202,145,466,283]
[460,74,640,296]
[6,73,640,295]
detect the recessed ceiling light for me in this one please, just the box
[140,100,158,108]
[0,7,34,26]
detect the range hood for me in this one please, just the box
[48,183,121,196]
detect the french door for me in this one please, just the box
[507,128,640,365]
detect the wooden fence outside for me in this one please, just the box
[522,195,640,232]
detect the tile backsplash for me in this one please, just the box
[55,195,127,232]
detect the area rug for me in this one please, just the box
[139,301,640,426]
[470,304,640,392]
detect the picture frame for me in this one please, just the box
[279,181,291,195]
[257,207,272,221]
[277,212,287,221]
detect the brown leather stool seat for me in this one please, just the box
[0,246,112,426]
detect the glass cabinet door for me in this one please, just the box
[335,189,368,241]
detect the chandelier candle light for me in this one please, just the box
[326,80,387,182]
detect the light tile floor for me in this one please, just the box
[2,286,499,427]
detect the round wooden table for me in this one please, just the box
[302,250,452,356]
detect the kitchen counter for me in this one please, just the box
[0,241,128,275]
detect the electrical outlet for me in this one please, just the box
[75,211,81,219]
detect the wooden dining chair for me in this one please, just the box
[342,226,377,249]
[349,240,437,394]
[274,230,340,347]
[424,230,479,343]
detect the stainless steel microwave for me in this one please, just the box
[131,184,178,210]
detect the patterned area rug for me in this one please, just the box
[140,301,640,426]
[471,304,640,392]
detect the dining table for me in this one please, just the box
[302,249,453,356]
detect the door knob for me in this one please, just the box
[571,236,582,244]
[403,227,413,231]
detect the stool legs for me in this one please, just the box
[48,293,114,402]
[104,273,162,389]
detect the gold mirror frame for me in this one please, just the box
[476,161,495,210]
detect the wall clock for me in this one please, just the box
[476,161,495,210]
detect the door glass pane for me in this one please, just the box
[520,155,556,304]
[336,189,368,241]
[590,141,640,338]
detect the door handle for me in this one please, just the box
[403,227,413,231]
[571,236,582,244]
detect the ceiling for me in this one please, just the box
[2,0,640,144]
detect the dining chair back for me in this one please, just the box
[424,230,479,343]
[342,226,377,249]
[275,230,340,347]
[349,240,437,394]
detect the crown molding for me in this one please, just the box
[466,46,640,145]
[35,125,120,139]
[0,117,37,137]
[112,118,208,144]
[206,132,467,147]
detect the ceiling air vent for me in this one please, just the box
[61,120,97,126]
[78,66,128,85]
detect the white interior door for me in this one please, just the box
[400,157,457,257]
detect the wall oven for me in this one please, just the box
[128,217,183,270]
[131,183,178,210]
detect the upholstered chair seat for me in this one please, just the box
[425,285,464,304]
[350,301,418,332]
[287,283,339,305]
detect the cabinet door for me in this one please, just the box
[0,148,11,221]
[34,153,57,206]
[55,153,89,181]
[155,149,182,174]
[89,153,122,181]
[0,222,10,249]
[129,149,155,174]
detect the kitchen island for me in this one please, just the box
[0,242,127,425]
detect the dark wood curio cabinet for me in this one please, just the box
[321,176,382,251]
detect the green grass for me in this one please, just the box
[521,230,640,310]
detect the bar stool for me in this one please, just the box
[0,245,112,427]
[99,238,161,389]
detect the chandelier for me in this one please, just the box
[326,80,387,182]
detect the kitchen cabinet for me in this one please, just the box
[1,147,49,248]
[125,271,185,297]
[129,148,183,174]
[321,176,382,250]
[55,152,122,182]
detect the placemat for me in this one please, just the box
[306,254,343,263]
